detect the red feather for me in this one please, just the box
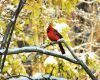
[47,23,65,54]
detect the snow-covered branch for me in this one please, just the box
[79,0,96,4]
[59,39,97,80]
[0,38,97,79]
[6,74,67,80]
[41,41,57,48]
[0,46,78,64]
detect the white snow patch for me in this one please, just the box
[33,74,67,80]
[97,13,100,19]
[54,22,69,32]
[7,4,14,10]
[11,16,15,22]
[0,35,3,42]
[0,3,2,7]
[79,53,86,62]
[54,49,61,54]
[33,73,44,79]
[86,52,96,59]
[8,68,12,73]
[4,61,8,66]
[44,56,57,66]
[8,77,29,80]
[63,50,75,60]
[42,5,47,10]
[47,7,55,16]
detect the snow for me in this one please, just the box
[42,5,47,10]
[11,16,16,22]
[33,74,67,80]
[0,35,3,42]
[33,72,44,79]
[97,13,100,19]
[8,74,67,80]
[4,61,8,66]
[79,53,86,63]
[0,3,2,7]
[44,56,58,66]
[8,68,12,73]
[63,50,76,60]
[46,7,55,17]
[54,22,69,32]
[86,52,96,59]
[7,4,14,10]
[8,77,29,80]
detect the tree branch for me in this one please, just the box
[6,74,33,80]
[80,0,96,4]
[0,46,78,64]
[0,0,26,72]
[0,38,97,79]
[41,41,57,48]
[58,39,97,80]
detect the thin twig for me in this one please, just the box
[48,67,55,78]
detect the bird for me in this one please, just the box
[47,23,65,54]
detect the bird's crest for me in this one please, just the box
[49,23,53,28]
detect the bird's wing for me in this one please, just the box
[53,29,63,38]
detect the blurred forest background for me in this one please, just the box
[0,0,100,80]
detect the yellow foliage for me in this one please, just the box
[3,55,27,75]
[1,0,99,79]
[12,0,19,5]
[45,64,58,77]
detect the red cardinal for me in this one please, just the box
[47,23,65,54]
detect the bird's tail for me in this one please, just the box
[58,43,65,54]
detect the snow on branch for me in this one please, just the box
[0,38,97,79]
[0,46,78,64]
[58,39,97,80]
[79,0,96,4]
